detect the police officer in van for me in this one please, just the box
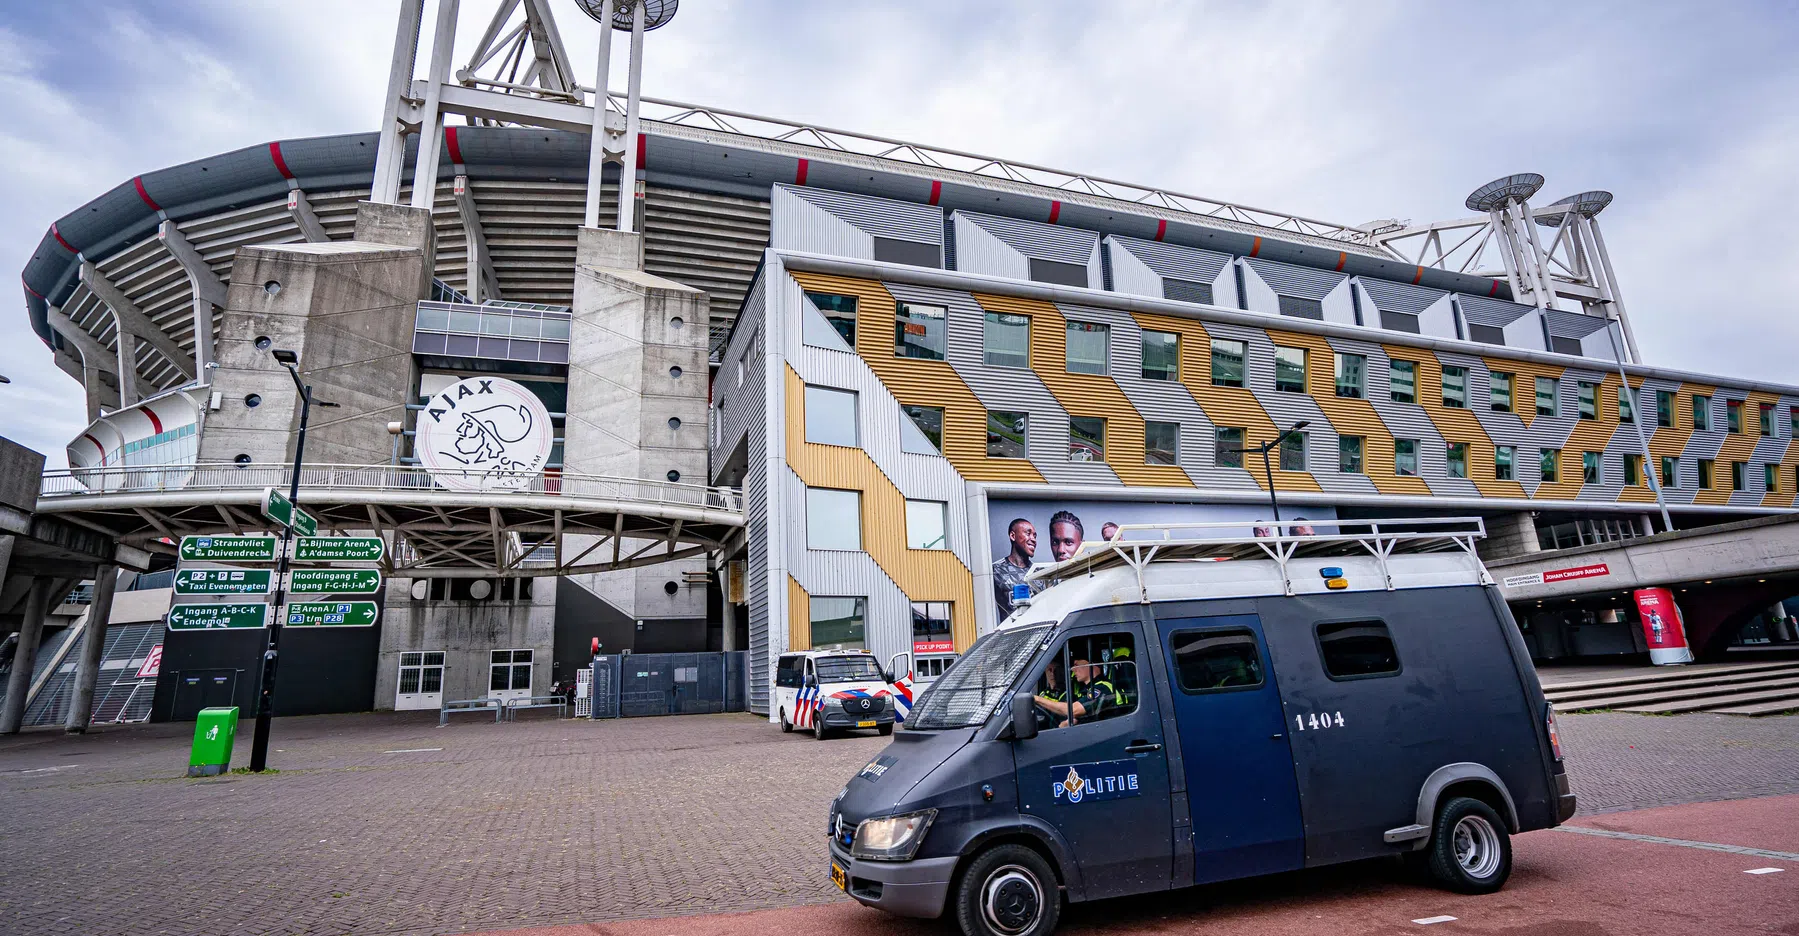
[1034,655,1128,727]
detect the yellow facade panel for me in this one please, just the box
[788,575,811,651]
[1385,345,1525,498]
[1695,390,1777,507]
[1483,356,1565,430]
[1269,329,1429,495]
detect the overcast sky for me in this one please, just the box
[4,1,1798,465]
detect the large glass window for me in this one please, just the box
[1693,394,1711,431]
[1335,353,1366,399]
[489,649,533,692]
[1145,421,1179,466]
[983,311,1030,368]
[1274,346,1307,393]
[1767,463,1780,493]
[1732,461,1747,491]
[901,404,943,455]
[1698,458,1714,489]
[1315,621,1400,679]
[1339,435,1364,474]
[805,487,862,551]
[1442,366,1467,408]
[1211,339,1247,387]
[1447,442,1468,479]
[1389,359,1416,404]
[1170,628,1264,692]
[1069,417,1105,462]
[1215,427,1245,469]
[811,597,867,650]
[1394,439,1418,476]
[1495,445,1515,481]
[911,601,953,654]
[1579,381,1598,420]
[1624,454,1643,487]
[1280,432,1307,471]
[1583,451,1602,484]
[804,292,858,347]
[1540,448,1560,483]
[1537,377,1559,417]
[1620,387,1636,424]
[894,302,947,360]
[905,499,949,550]
[1662,456,1679,488]
[1141,330,1179,381]
[1656,390,1674,428]
[803,385,857,447]
[1029,631,1138,729]
[1760,402,1776,437]
[1490,371,1513,412]
[987,411,1028,459]
[1065,321,1110,375]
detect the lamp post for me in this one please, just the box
[248,348,337,772]
[1252,421,1310,526]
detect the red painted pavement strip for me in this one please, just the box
[1567,792,1799,855]
[466,797,1798,936]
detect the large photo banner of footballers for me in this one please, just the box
[986,499,1339,621]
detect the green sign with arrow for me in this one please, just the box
[294,537,385,563]
[168,603,269,631]
[261,487,318,537]
[288,569,384,594]
[173,568,273,595]
[284,601,379,627]
[179,536,279,563]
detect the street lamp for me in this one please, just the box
[247,348,336,772]
[1251,421,1310,526]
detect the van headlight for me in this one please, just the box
[851,808,936,861]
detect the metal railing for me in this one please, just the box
[41,463,743,513]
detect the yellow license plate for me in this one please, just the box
[831,862,847,892]
[857,720,877,728]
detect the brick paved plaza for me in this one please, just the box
[0,710,1793,936]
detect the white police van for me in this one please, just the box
[826,519,1576,936]
[774,648,910,740]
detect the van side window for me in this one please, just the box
[1170,629,1264,692]
[1030,632,1138,729]
[1315,621,1401,679]
[776,656,802,688]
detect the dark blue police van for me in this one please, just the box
[827,519,1576,936]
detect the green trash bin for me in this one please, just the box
[188,706,239,777]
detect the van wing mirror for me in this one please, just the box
[804,674,817,688]
[1010,692,1038,742]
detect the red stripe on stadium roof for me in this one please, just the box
[795,158,809,185]
[1048,200,1061,224]
[1413,266,1425,285]
[636,132,647,170]
[52,224,76,253]
[83,434,106,465]
[928,180,941,205]
[22,277,43,300]
[268,142,295,180]
[1155,219,1167,241]
[1335,252,1347,271]
[133,176,161,212]
[1490,279,1502,296]
[444,126,463,165]
[1249,236,1262,257]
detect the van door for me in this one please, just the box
[1159,614,1304,884]
[1012,623,1173,900]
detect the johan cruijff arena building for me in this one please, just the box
[18,1,1799,719]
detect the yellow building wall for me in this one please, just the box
[1270,329,1430,495]
[1387,346,1525,498]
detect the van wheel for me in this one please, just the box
[813,717,829,741]
[779,709,792,733]
[954,844,1059,936]
[878,722,894,737]
[1425,797,1512,894]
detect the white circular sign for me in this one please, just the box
[415,377,554,492]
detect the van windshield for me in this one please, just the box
[817,655,884,683]
[906,625,1049,730]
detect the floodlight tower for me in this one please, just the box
[576,1,679,233]
[1464,173,1550,310]
[1534,190,1640,362]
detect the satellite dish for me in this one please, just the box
[1537,190,1614,223]
[575,0,678,30]
[1465,173,1545,212]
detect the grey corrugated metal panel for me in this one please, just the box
[781,471,917,662]
[956,211,1099,265]
[1321,335,1477,497]
[776,184,942,245]
[1358,277,1447,315]
[1105,238,1162,300]
[712,272,768,471]
[1434,349,1539,494]
[1574,423,1633,502]
[952,214,1029,280]
[1458,294,1536,328]
[770,184,872,257]
[1544,310,1613,339]
[1111,235,1233,284]
[1209,322,1375,496]
[1244,257,1347,300]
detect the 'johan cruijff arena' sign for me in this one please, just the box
[415,377,554,492]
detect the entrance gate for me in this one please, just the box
[590,652,745,718]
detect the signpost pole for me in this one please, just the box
[250,381,310,772]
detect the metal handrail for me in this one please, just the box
[40,462,743,512]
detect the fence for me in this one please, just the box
[588,651,746,719]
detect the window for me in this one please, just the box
[911,601,953,653]
[1069,417,1105,462]
[1495,445,1515,481]
[805,487,862,550]
[901,404,943,455]
[1550,335,1584,355]
[1315,620,1400,679]
[905,499,949,550]
[1380,309,1421,333]
[987,410,1028,459]
[1698,458,1714,489]
[1162,278,1214,305]
[1145,421,1179,466]
[804,292,857,347]
[1767,463,1780,493]
[1760,402,1776,437]
[1389,360,1417,404]
[1619,387,1636,424]
[1656,390,1674,428]
[1537,377,1559,417]
[1280,432,1307,471]
[1490,371,1513,412]
[1274,346,1307,393]
[1170,628,1263,692]
[1029,258,1088,287]
[1392,439,1418,476]
[1662,456,1678,488]
[1732,461,1746,491]
[811,597,867,650]
[1579,381,1598,420]
[1791,407,1799,439]
[1141,330,1179,380]
[1335,353,1366,399]
[873,237,941,268]
[1728,399,1743,434]
[1031,631,1139,728]
[1468,323,1506,345]
[1211,339,1247,387]
[1065,321,1110,375]
[1215,427,1245,468]
[803,385,857,447]
[982,311,1030,368]
[1693,394,1712,431]
[775,655,805,688]
[1540,448,1559,483]
[1583,451,1602,484]
[894,302,947,360]
[1447,442,1468,479]
[489,649,533,693]
[1339,435,1364,474]
[1442,366,1467,408]
[1277,294,1324,320]
[398,651,445,697]
[1624,454,1642,487]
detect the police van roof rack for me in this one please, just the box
[1024,517,1490,601]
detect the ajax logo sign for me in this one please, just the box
[1051,759,1141,804]
[416,377,554,492]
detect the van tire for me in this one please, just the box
[878,722,894,737]
[954,844,1059,936]
[1425,796,1512,894]
[813,717,829,741]
[779,709,792,733]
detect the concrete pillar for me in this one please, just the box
[353,201,438,301]
[64,564,118,733]
[0,578,53,734]
[1479,512,1542,561]
[718,564,738,653]
[0,535,13,596]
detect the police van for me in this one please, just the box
[774,648,909,740]
[826,519,1576,936]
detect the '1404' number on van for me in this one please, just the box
[1295,712,1345,731]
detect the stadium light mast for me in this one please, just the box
[576,1,679,232]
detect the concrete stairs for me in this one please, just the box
[1544,661,1799,717]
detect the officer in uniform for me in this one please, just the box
[1036,654,1128,726]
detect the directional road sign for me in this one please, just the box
[294,537,385,563]
[167,603,269,631]
[288,569,384,594]
[179,536,279,563]
[173,568,274,596]
[261,487,318,537]
[284,601,379,627]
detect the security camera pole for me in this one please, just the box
[1253,421,1310,525]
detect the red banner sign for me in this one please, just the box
[1544,563,1610,583]
[913,640,955,655]
[1632,588,1694,665]
[135,644,164,679]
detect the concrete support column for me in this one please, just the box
[0,578,53,734]
[718,564,737,653]
[1479,511,1542,562]
[64,564,118,733]
[0,535,13,595]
